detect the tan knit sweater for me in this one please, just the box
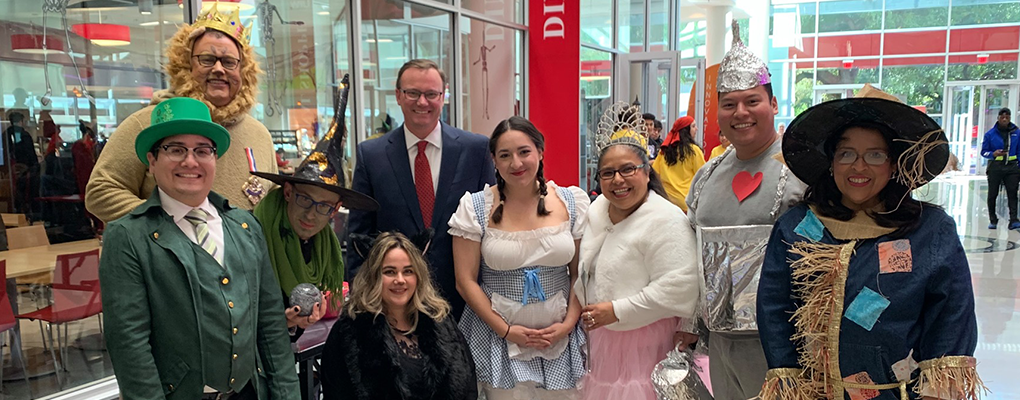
[86,93,278,222]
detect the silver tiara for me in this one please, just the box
[593,102,649,155]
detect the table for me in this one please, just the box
[293,317,337,399]
[0,239,101,381]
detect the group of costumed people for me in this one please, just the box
[91,4,985,399]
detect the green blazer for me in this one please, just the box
[100,189,299,399]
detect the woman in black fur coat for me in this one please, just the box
[320,232,477,400]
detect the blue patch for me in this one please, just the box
[794,209,825,241]
[844,287,891,331]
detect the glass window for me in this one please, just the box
[948,26,1020,53]
[649,0,669,51]
[360,0,452,138]
[581,0,613,48]
[580,46,613,192]
[768,60,815,118]
[950,0,1020,26]
[770,2,816,35]
[881,60,947,114]
[815,63,879,85]
[618,0,644,52]
[461,17,523,135]
[884,31,947,56]
[816,33,881,59]
[462,0,523,24]
[0,0,184,398]
[817,0,882,33]
[947,53,1019,81]
[884,0,949,29]
[678,21,707,60]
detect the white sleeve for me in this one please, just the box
[447,191,484,242]
[567,186,591,239]
[610,212,700,331]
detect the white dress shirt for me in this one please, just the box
[158,188,226,267]
[404,122,443,194]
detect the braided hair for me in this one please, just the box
[489,116,552,224]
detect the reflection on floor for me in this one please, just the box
[1,175,1019,399]
[0,291,111,399]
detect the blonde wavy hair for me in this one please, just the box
[164,24,262,125]
[347,232,450,332]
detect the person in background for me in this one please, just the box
[6,112,39,215]
[450,116,588,399]
[100,97,299,399]
[709,130,730,160]
[73,121,102,231]
[777,123,786,136]
[40,109,61,173]
[758,88,984,400]
[685,23,807,400]
[652,116,706,212]
[320,232,476,400]
[576,103,700,399]
[642,113,663,158]
[87,3,277,222]
[346,59,496,320]
[980,107,1019,230]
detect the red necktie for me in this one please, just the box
[414,141,434,227]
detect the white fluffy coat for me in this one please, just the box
[574,192,700,331]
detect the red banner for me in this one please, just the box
[528,0,579,185]
[690,64,720,160]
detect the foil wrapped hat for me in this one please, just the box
[251,74,379,211]
[718,21,771,93]
[593,102,650,156]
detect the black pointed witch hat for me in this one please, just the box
[252,74,379,211]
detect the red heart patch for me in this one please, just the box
[732,171,763,202]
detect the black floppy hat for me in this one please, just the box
[782,89,949,189]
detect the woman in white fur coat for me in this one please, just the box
[574,140,701,400]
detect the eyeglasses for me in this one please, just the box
[835,149,889,166]
[293,192,339,216]
[192,54,240,70]
[399,89,443,101]
[597,164,647,180]
[159,145,217,162]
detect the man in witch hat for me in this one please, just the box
[251,75,378,336]
[685,22,808,400]
[100,96,299,399]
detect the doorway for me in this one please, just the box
[944,82,1019,174]
[614,52,706,144]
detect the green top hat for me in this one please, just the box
[135,97,231,165]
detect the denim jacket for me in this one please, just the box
[757,204,980,400]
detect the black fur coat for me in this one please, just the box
[319,311,477,400]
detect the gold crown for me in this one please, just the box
[193,2,252,48]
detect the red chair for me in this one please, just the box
[0,260,31,398]
[17,249,102,385]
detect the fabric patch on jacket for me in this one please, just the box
[794,209,824,241]
[878,239,912,273]
[844,286,890,331]
[892,351,918,382]
[844,371,880,400]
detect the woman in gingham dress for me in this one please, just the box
[450,116,588,400]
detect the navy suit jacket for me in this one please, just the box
[346,122,495,318]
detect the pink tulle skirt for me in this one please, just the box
[579,318,679,400]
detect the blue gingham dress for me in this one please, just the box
[454,186,587,391]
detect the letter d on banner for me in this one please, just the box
[529,0,579,185]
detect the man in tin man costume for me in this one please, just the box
[684,22,807,400]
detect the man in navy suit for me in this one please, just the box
[347,59,495,319]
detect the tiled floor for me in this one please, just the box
[1,174,1019,399]
[918,174,1019,400]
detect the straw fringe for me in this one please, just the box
[788,241,853,399]
[914,356,988,400]
[893,129,949,191]
[758,368,818,400]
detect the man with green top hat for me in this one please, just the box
[99,97,300,400]
[251,74,378,336]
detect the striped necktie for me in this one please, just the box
[184,208,222,266]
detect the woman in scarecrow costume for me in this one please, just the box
[757,84,985,400]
